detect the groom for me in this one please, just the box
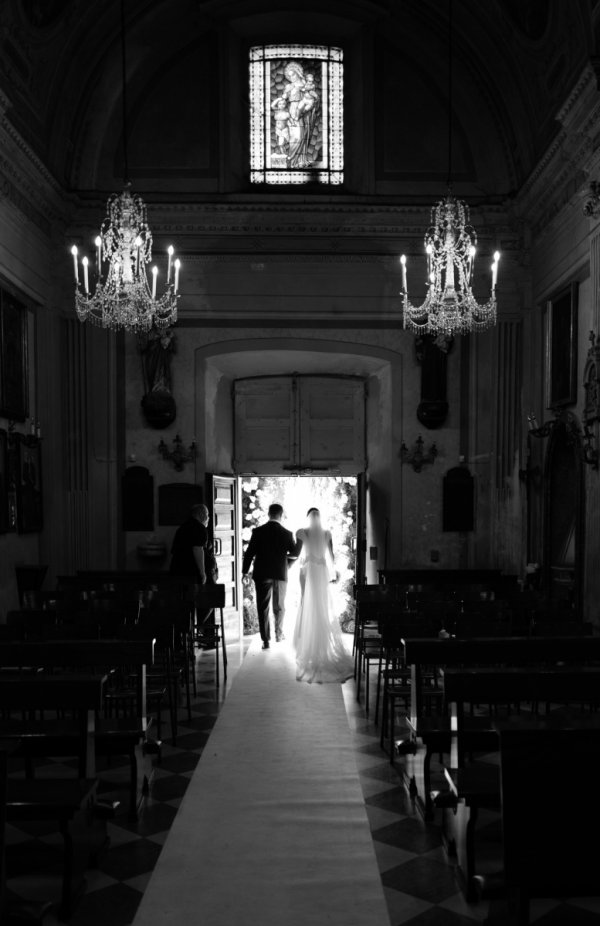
[242,503,301,649]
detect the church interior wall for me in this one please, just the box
[1,0,600,617]
[0,186,49,615]
[120,322,492,578]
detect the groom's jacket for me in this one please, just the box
[242,520,301,582]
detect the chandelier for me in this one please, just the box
[400,0,499,337]
[69,1,180,333]
[400,197,499,336]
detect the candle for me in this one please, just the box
[82,256,89,294]
[95,236,102,273]
[135,236,142,276]
[167,245,174,283]
[151,266,158,300]
[71,245,79,283]
[174,258,180,294]
[426,243,433,277]
[36,422,41,439]
[400,255,407,293]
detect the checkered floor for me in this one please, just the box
[5,642,600,925]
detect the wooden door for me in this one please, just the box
[355,471,367,586]
[233,375,366,475]
[233,377,297,473]
[206,475,242,642]
[298,377,366,475]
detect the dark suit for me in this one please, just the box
[242,519,300,643]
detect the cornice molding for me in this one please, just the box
[0,117,62,195]
[145,222,512,238]
[174,250,518,265]
[0,121,67,234]
[0,88,11,120]
[71,198,511,219]
[556,62,599,130]
[515,62,600,232]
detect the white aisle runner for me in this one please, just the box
[133,639,390,926]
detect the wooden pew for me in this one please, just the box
[0,738,20,923]
[0,675,105,919]
[497,718,600,923]
[0,639,155,817]
[401,636,600,818]
[378,568,504,589]
[438,667,600,901]
[405,635,600,730]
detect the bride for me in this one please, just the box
[292,508,354,684]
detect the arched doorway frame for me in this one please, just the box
[193,335,405,571]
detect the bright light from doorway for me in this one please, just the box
[241,475,357,636]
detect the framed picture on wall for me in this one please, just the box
[0,428,8,533]
[546,282,578,409]
[0,287,29,421]
[14,433,43,533]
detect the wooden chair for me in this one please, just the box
[0,674,105,919]
[14,565,48,609]
[0,639,155,819]
[379,615,442,759]
[195,584,227,686]
[352,585,401,703]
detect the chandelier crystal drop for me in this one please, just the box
[71,184,179,332]
[400,193,499,337]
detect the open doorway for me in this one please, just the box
[241,476,358,637]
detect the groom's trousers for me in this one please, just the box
[254,579,287,642]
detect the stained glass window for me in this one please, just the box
[249,45,343,185]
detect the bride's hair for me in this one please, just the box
[306,507,320,518]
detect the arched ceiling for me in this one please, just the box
[0,0,595,198]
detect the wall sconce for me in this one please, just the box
[158,435,197,471]
[400,435,437,473]
[583,180,600,217]
[582,422,599,468]
[518,462,541,484]
[526,409,598,469]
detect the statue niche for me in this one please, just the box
[139,327,177,429]
[415,333,454,429]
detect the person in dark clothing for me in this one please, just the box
[170,503,210,583]
[170,503,216,637]
[242,502,301,649]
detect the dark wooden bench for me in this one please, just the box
[378,568,504,589]
[0,675,105,919]
[0,639,155,817]
[438,667,600,900]
[497,718,600,923]
[401,636,600,818]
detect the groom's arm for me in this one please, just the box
[242,530,257,576]
[286,529,303,565]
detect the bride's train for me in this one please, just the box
[293,523,354,685]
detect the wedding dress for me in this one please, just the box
[292,526,354,684]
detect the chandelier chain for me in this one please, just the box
[69,0,180,332]
[120,0,129,183]
[447,0,453,188]
[399,0,499,338]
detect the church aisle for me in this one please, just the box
[132,637,390,926]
